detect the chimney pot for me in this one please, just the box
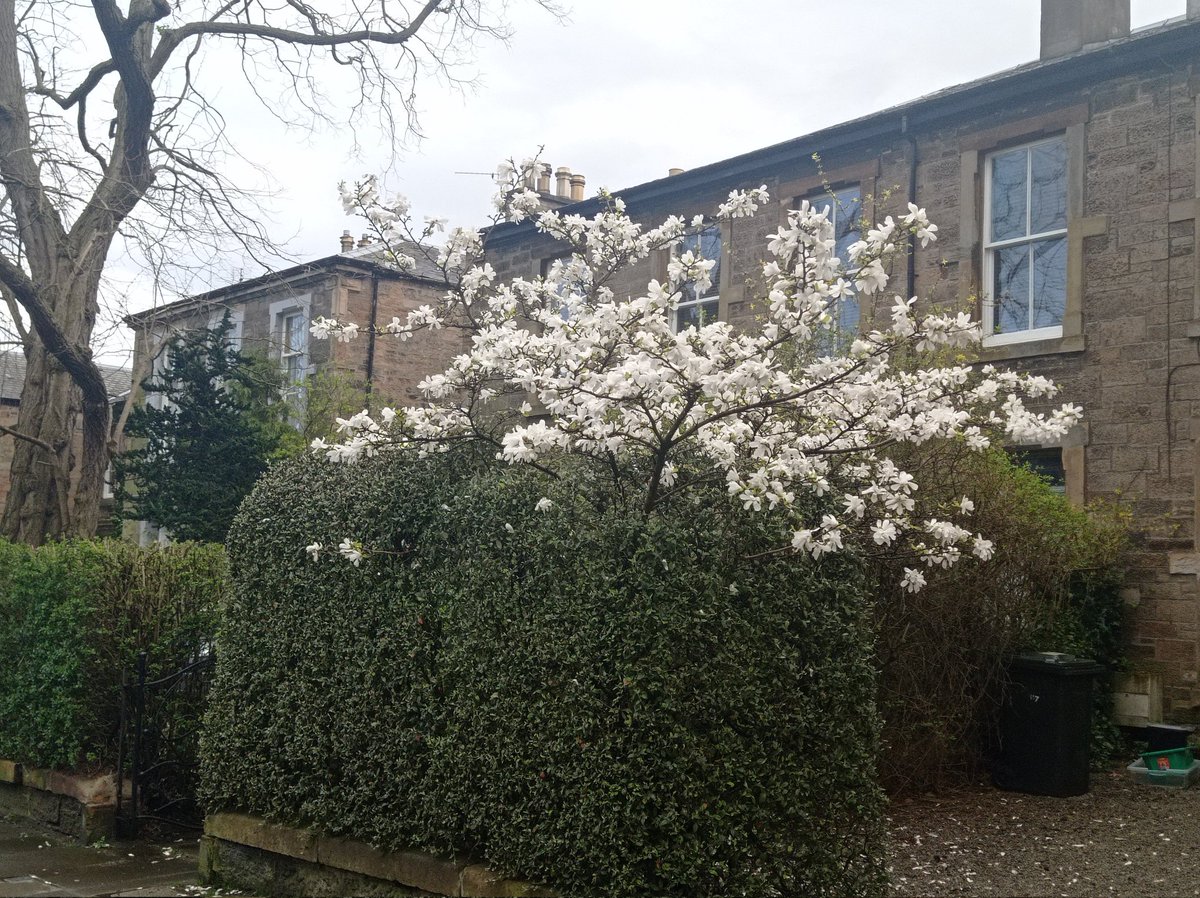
[668,167,685,177]
[555,167,572,198]
[1040,0,1129,60]
[537,163,552,194]
[569,173,586,202]
[340,230,354,252]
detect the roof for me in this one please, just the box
[0,350,130,403]
[487,14,1200,246]
[341,237,446,282]
[126,236,447,327]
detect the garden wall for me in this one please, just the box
[0,760,122,842]
[201,813,554,898]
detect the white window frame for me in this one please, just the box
[280,311,308,384]
[268,295,312,394]
[672,223,722,333]
[803,185,863,351]
[982,135,1068,347]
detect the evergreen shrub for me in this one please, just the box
[874,445,1128,793]
[202,451,886,898]
[0,540,226,770]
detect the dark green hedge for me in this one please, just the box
[0,539,226,770]
[202,452,885,898]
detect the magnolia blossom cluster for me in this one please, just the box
[308,161,1082,590]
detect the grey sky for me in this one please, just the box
[102,0,1186,358]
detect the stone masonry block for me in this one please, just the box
[207,811,318,863]
[316,835,463,896]
[1158,639,1198,664]
[459,864,557,897]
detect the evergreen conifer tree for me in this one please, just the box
[114,314,295,542]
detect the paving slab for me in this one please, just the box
[0,815,200,898]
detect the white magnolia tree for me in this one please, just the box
[307,163,1081,591]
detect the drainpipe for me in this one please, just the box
[903,114,918,301]
[364,270,380,403]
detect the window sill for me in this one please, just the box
[978,333,1086,362]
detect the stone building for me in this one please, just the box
[125,236,466,418]
[484,1,1200,721]
[123,236,467,542]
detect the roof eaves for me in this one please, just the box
[125,254,447,327]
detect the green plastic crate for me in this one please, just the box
[1128,757,1200,789]
[1141,746,1194,771]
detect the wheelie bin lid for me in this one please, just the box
[1009,651,1105,675]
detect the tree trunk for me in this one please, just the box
[1,342,77,544]
[72,390,111,538]
[0,266,110,544]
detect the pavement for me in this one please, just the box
[0,815,203,897]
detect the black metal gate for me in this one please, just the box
[115,649,215,836]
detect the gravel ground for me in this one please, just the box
[887,764,1200,897]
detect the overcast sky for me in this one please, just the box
[99,0,1187,360]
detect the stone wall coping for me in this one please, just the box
[0,759,117,807]
[205,812,556,898]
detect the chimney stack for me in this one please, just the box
[569,173,586,202]
[555,167,572,198]
[1040,0,1129,60]
[357,233,372,248]
[1190,0,1200,19]
[537,163,552,193]
[340,230,354,252]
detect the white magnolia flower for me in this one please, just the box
[309,169,1083,591]
[901,568,927,594]
[305,542,322,561]
[338,538,364,567]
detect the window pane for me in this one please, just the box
[807,197,832,217]
[1031,236,1067,329]
[284,315,306,354]
[992,245,1031,334]
[837,295,860,335]
[1030,139,1068,234]
[990,148,1028,242]
[834,187,862,262]
[285,353,305,384]
[679,226,721,303]
[697,226,721,299]
[675,299,719,331]
[1011,447,1065,493]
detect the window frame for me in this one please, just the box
[672,222,723,333]
[800,184,864,351]
[279,309,309,387]
[540,252,589,319]
[982,134,1069,347]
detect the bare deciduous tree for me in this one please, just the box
[0,0,552,544]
